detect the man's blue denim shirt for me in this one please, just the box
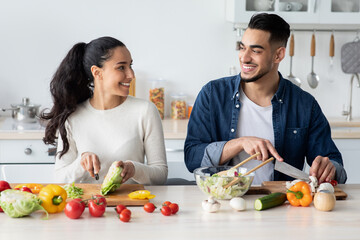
[184,73,347,183]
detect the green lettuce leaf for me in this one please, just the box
[100,162,123,195]
[0,189,48,219]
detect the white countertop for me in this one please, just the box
[1,117,360,139]
[0,184,359,240]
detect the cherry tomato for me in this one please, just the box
[20,186,32,193]
[329,180,338,186]
[0,181,11,192]
[65,200,85,219]
[121,209,132,217]
[161,206,172,216]
[163,201,172,206]
[88,195,107,217]
[119,211,131,222]
[144,203,156,213]
[115,204,127,214]
[169,203,179,214]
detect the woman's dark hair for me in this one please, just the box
[41,36,125,157]
[248,13,290,47]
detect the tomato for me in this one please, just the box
[88,195,107,217]
[121,209,132,217]
[169,203,179,214]
[161,206,172,216]
[329,180,338,187]
[65,200,85,219]
[115,204,127,214]
[0,181,11,192]
[144,203,156,213]
[20,186,32,193]
[163,201,172,206]
[119,211,131,222]
[0,180,11,212]
[73,198,86,211]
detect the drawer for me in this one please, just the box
[0,164,56,183]
[0,140,56,164]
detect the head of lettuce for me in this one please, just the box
[0,189,48,219]
[101,162,124,195]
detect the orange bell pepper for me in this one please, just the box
[14,183,44,194]
[286,181,313,207]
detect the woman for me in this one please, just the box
[41,36,167,184]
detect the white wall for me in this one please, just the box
[0,0,359,119]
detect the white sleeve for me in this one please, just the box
[54,121,87,183]
[129,102,168,185]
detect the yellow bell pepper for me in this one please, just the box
[38,184,67,213]
[128,190,155,200]
[14,183,44,194]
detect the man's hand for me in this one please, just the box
[220,136,283,165]
[309,156,336,183]
[115,161,135,183]
[80,152,101,178]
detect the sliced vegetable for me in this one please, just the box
[101,162,123,195]
[38,184,67,213]
[286,181,313,207]
[0,189,48,219]
[14,183,44,194]
[314,190,336,212]
[254,192,286,211]
[63,182,84,199]
[128,190,155,200]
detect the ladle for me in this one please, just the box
[307,31,320,88]
[287,32,301,86]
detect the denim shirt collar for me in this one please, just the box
[232,72,286,103]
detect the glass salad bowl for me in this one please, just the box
[194,166,254,200]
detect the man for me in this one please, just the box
[184,13,347,185]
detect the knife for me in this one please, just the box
[274,160,310,181]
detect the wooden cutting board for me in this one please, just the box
[247,181,347,200]
[71,184,149,206]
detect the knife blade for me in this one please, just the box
[274,160,310,181]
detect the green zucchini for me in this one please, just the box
[254,192,287,211]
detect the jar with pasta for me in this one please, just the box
[170,94,187,120]
[149,79,165,119]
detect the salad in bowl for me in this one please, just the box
[194,166,254,200]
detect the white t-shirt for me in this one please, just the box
[231,89,275,185]
[54,96,168,184]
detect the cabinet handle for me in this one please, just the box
[24,148,32,155]
[166,148,183,152]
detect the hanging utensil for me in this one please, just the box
[328,31,335,83]
[307,31,320,88]
[287,32,301,86]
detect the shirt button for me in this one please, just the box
[231,129,235,133]
[293,130,297,134]
[235,104,240,108]
[279,99,283,103]
[236,93,239,97]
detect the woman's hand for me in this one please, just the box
[115,161,135,183]
[80,152,101,178]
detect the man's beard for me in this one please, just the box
[241,70,268,83]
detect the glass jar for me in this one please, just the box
[170,94,187,120]
[149,79,166,119]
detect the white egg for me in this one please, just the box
[230,197,246,211]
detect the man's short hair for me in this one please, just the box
[248,13,290,47]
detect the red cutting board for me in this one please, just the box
[247,181,347,200]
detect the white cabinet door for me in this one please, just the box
[165,139,194,181]
[0,164,56,183]
[334,139,360,184]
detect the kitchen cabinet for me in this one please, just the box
[226,0,360,27]
[0,139,56,183]
[165,139,194,181]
